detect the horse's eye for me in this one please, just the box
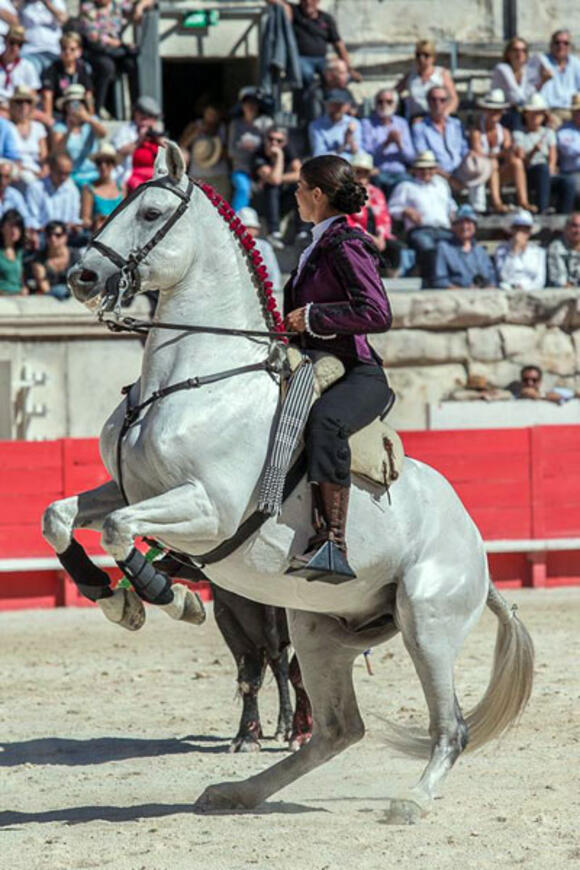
[143,208,162,222]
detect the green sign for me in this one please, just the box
[182,10,220,29]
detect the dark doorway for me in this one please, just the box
[162,58,258,140]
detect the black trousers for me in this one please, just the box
[305,362,391,486]
[87,45,140,114]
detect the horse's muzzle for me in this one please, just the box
[68,264,102,302]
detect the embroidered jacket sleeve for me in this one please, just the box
[307,238,392,336]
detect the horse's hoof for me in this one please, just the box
[161,583,206,625]
[98,588,146,631]
[382,798,425,826]
[194,783,250,813]
[274,727,292,744]
[229,735,261,753]
[289,732,312,753]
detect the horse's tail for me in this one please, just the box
[382,581,534,758]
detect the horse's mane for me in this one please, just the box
[197,181,285,336]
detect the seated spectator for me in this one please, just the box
[361,89,415,196]
[412,86,468,183]
[447,373,512,402]
[495,209,546,290]
[513,93,575,213]
[547,211,580,286]
[557,93,580,205]
[490,37,545,127]
[266,0,360,88]
[395,39,459,120]
[179,103,229,199]
[0,159,29,223]
[253,125,301,249]
[309,88,361,159]
[507,364,575,403]
[111,95,162,185]
[0,25,41,100]
[0,207,25,294]
[228,87,272,212]
[346,150,407,276]
[81,142,123,229]
[432,204,496,289]
[9,86,47,187]
[41,32,94,123]
[236,206,281,293]
[79,0,155,115]
[537,29,580,109]
[304,58,357,123]
[28,219,78,300]
[19,0,68,75]
[388,150,456,286]
[52,84,106,189]
[26,153,81,234]
[470,89,533,213]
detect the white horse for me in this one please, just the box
[42,143,534,824]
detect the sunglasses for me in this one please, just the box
[553,39,570,45]
[47,229,66,237]
[429,96,448,103]
[511,46,528,52]
[416,52,432,59]
[267,136,284,143]
[377,98,395,104]
[97,158,115,165]
[7,39,24,47]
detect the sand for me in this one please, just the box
[0,586,578,870]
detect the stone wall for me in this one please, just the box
[371,289,580,429]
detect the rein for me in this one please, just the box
[101,314,297,340]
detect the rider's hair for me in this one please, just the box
[300,155,367,214]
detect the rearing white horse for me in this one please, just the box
[42,143,533,824]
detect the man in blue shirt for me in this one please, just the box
[557,93,580,202]
[26,153,81,234]
[432,204,496,289]
[539,29,580,108]
[361,88,415,195]
[308,88,361,160]
[412,86,468,180]
[0,159,30,226]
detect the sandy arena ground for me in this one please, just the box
[0,587,578,870]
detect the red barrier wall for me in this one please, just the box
[2,429,580,610]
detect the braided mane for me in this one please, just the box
[197,182,285,336]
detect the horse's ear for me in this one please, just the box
[164,140,186,184]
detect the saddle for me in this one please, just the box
[285,348,404,490]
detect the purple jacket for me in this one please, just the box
[283,218,392,364]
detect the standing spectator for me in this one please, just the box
[81,142,123,229]
[266,0,361,88]
[309,88,361,159]
[9,85,47,187]
[29,218,78,299]
[253,125,301,249]
[26,153,81,232]
[388,150,456,286]
[490,37,544,126]
[79,0,155,115]
[304,57,356,123]
[236,206,282,293]
[494,209,546,290]
[179,103,229,200]
[346,150,407,276]
[0,24,41,100]
[412,86,469,181]
[228,87,272,212]
[0,207,25,294]
[538,29,580,109]
[432,204,496,289]
[513,93,576,213]
[41,32,94,123]
[547,211,580,286]
[52,84,106,189]
[110,95,161,185]
[395,39,458,120]
[470,88,533,213]
[361,89,415,196]
[557,93,580,204]
[19,0,68,75]
[0,158,29,223]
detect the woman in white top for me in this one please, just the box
[9,85,47,187]
[494,210,546,290]
[395,39,458,120]
[19,0,68,74]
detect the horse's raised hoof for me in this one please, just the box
[161,583,206,625]
[229,734,261,753]
[194,782,253,813]
[382,798,425,826]
[98,587,146,631]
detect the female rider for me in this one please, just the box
[284,155,392,582]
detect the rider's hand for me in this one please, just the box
[284,307,307,333]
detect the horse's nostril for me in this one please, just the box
[79,269,98,284]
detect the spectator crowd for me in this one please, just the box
[0,0,579,299]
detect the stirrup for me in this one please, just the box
[286,540,357,584]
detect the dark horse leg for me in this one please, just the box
[264,607,293,742]
[289,653,313,751]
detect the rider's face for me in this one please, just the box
[295,176,319,222]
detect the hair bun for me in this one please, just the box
[330,178,367,214]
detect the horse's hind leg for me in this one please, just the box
[195,609,365,812]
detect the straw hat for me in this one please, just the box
[412,150,438,169]
[191,135,222,169]
[477,88,509,110]
[350,151,377,173]
[56,83,88,111]
[90,142,121,165]
[522,93,548,113]
[7,24,26,44]
[9,85,35,103]
[454,152,494,188]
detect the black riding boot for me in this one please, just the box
[286,482,356,584]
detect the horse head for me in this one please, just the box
[68,141,196,310]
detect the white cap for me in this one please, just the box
[510,208,534,228]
